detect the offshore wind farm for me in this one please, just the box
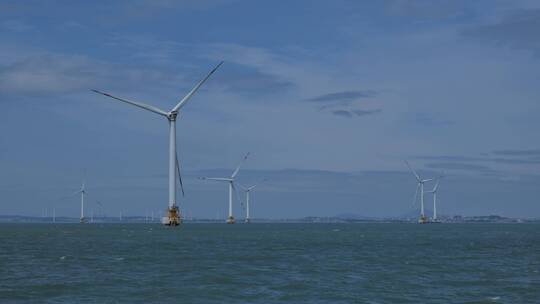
[1,1,540,303]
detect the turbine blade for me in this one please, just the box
[404,160,421,182]
[175,150,185,197]
[231,182,243,208]
[433,180,440,192]
[171,61,224,113]
[237,183,248,191]
[92,89,169,116]
[231,152,250,178]
[202,177,232,182]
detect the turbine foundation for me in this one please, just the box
[80,217,86,224]
[245,218,251,224]
[162,206,181,226]
[418,215,428,224]
[226,216,235,224]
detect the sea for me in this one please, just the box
[1,223,539,303]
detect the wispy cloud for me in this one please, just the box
[213,63,294,96]
[414,155,486,162]
[491,158,540,164]
[492,149,540,156]
[415,151,540,173]
[332,110,353,118]
[0,52,207,99]
[331,109,382,119]
[352,109,382,116]
[0,54,99,96]
[425,162,494,173]
[306,90,377,104]
[462,8,540,53]
[305,90,381,119]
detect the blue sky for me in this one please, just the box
[1,0,540,219]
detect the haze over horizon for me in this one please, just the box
[1,0,540,218]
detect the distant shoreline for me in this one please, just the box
[0,215,537,224]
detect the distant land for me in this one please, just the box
[0,214,537,224]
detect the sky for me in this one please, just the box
[1,0,540,219]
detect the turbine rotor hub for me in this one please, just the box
[168,111,178,121]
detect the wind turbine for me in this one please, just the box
[201,153,249,224]
[95,200,104,219]
[427,173,444,223]
[240,184,257,223]
[77,180,87,223]
[92,62,223,226]
[405,161,433,224]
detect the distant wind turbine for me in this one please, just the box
[77,180,87,223]
[201,153,249,224]
[92,62,223,226]
[405,161,433,224]
[426,173,444,223]
[240,184,257,223]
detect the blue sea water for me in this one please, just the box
[0,223,539,303]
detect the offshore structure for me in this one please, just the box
[92,62,223,226]
[202,153,249,224]
[405,161,433,224]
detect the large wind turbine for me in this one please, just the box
[405,161,433,224]
[426,173,444,223]
[92,62,223,226]
[202,153,249,224]
[240,184,257,223]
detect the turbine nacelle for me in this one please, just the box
[239,184,257,192]
[167,111,179,121]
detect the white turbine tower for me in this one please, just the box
[202,153,249,224]
[77,180,86,223]
[405,161,433,224]
[92,62,223,226]
[427,173,444,223]
[240,184,257,223]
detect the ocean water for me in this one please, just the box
[1,223,539,303]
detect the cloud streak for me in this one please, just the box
[462,9,540,53]
[305,90,381,119]
[331,109,382,119]
[306,90,377,104]
[492,149,540,156]
[425,162,494,173]
[416,151,540,167]
[352,109,382,116]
